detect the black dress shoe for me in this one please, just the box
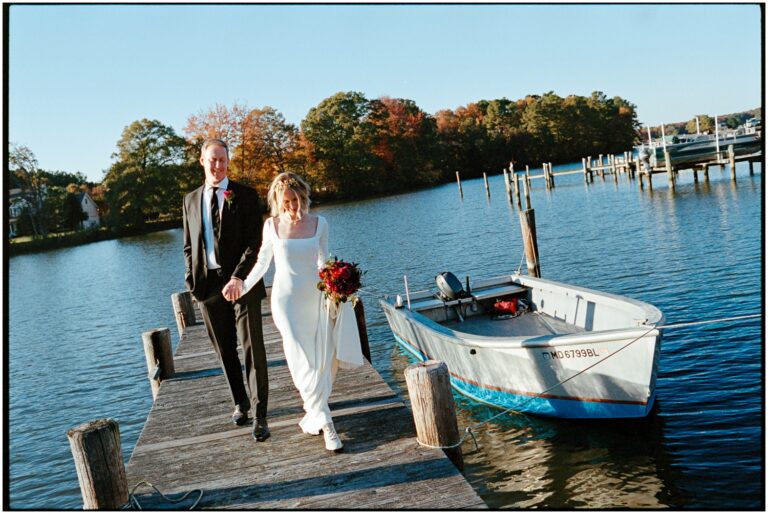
[231,405,248,426]
[252,418,270,442]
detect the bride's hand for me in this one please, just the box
[222,277,244,302]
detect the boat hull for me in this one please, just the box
[381,276,663,419]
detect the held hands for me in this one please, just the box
[222,277,244,302]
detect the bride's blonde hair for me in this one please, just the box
[267,172,311,218]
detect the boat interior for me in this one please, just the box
[393,272,654,338]
[401,273,585,338]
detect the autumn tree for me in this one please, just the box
[367,97,441,191]
[685,115,715,134]
[185,103,302,194]
[103,119,195,228]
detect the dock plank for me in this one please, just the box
[125,298,485,509]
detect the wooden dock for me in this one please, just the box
[124,296,486,509]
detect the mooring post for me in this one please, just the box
[703,164,710,182]
[141,328,175,400]
[612,155,619,183]
[171,291,196,337]
[582,157,589,185]
[664,150,675,192]
[548,162,555,188]
[353,299,372,363]
[518,194,540,278]
[404,361,463,471]
[455,171,463,199]
[748,160,754,175]
[598,154,604,179]
[522,171,532,210]
[67,418,129,510]
[483,172,490,197]
[513,171,521,209]
[728,145,736,181]
[638,169,645,190]
[503,168,510,194]
[542,163,550,191]
[525,165,531,189]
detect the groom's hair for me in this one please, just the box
[200,138,229,158]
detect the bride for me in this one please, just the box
[223,172,363,452]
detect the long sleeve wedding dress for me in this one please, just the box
[242,215,364,436]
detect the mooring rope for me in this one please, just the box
[124,481,204,510]
[415,312,761,451]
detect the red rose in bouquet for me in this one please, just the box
[317,257,364,305]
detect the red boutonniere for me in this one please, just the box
[223,189,235,206]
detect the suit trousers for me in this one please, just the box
[198,271,269,420]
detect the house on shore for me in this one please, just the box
[77,191,100,229]
[7,188,101,237]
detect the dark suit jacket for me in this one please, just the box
[183,180,267,302]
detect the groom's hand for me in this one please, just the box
[222,277,244,302]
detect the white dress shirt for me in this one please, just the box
[203,177,228,270]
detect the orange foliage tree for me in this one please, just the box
[185,103,303,194]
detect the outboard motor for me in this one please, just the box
[436,272,470,301]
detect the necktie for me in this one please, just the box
[210,187,220,261]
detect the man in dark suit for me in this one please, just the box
[183,138,270,441]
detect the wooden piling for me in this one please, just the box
[582,157,589,184]
[512,171,521,208]
[503,169,510,194]
[353,299,372,363]
[749,160,754,175]
[612,155,619,183]
[598,154,604,178]
[455,171,463,199]
[665,150,675,192]
[404,361,463,471]
[542,163,550,191]
[483,172,490,197]
[522,172,532,210]
[525,165,531,189]
[703,164,710,182]
[638,170,645,190]
[141,328,175,400]
[548,162,555,188]
[693,167,699,183]
[729,145,736,180]
[171,291,196,337]
[519,208,541,278]
[67,418,128,510]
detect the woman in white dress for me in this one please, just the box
[225,172,362,452]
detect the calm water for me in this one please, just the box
[8,162,763,509]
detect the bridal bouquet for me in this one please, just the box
[317,257,364,306]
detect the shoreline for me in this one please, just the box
[7,219,183,256]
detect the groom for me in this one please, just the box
[182,138,270,441]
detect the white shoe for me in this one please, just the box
[322,423,343,452]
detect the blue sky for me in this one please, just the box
[8,3,763,182]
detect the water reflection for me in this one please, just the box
[390,346,685,508]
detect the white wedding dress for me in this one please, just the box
[242,215,364,434]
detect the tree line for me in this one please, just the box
[10,90,642,236]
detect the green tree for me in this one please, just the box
[103,119,195,228]
[301,92,380,197]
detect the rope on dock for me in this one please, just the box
[415,312,761,451]
[124,481,204,510]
